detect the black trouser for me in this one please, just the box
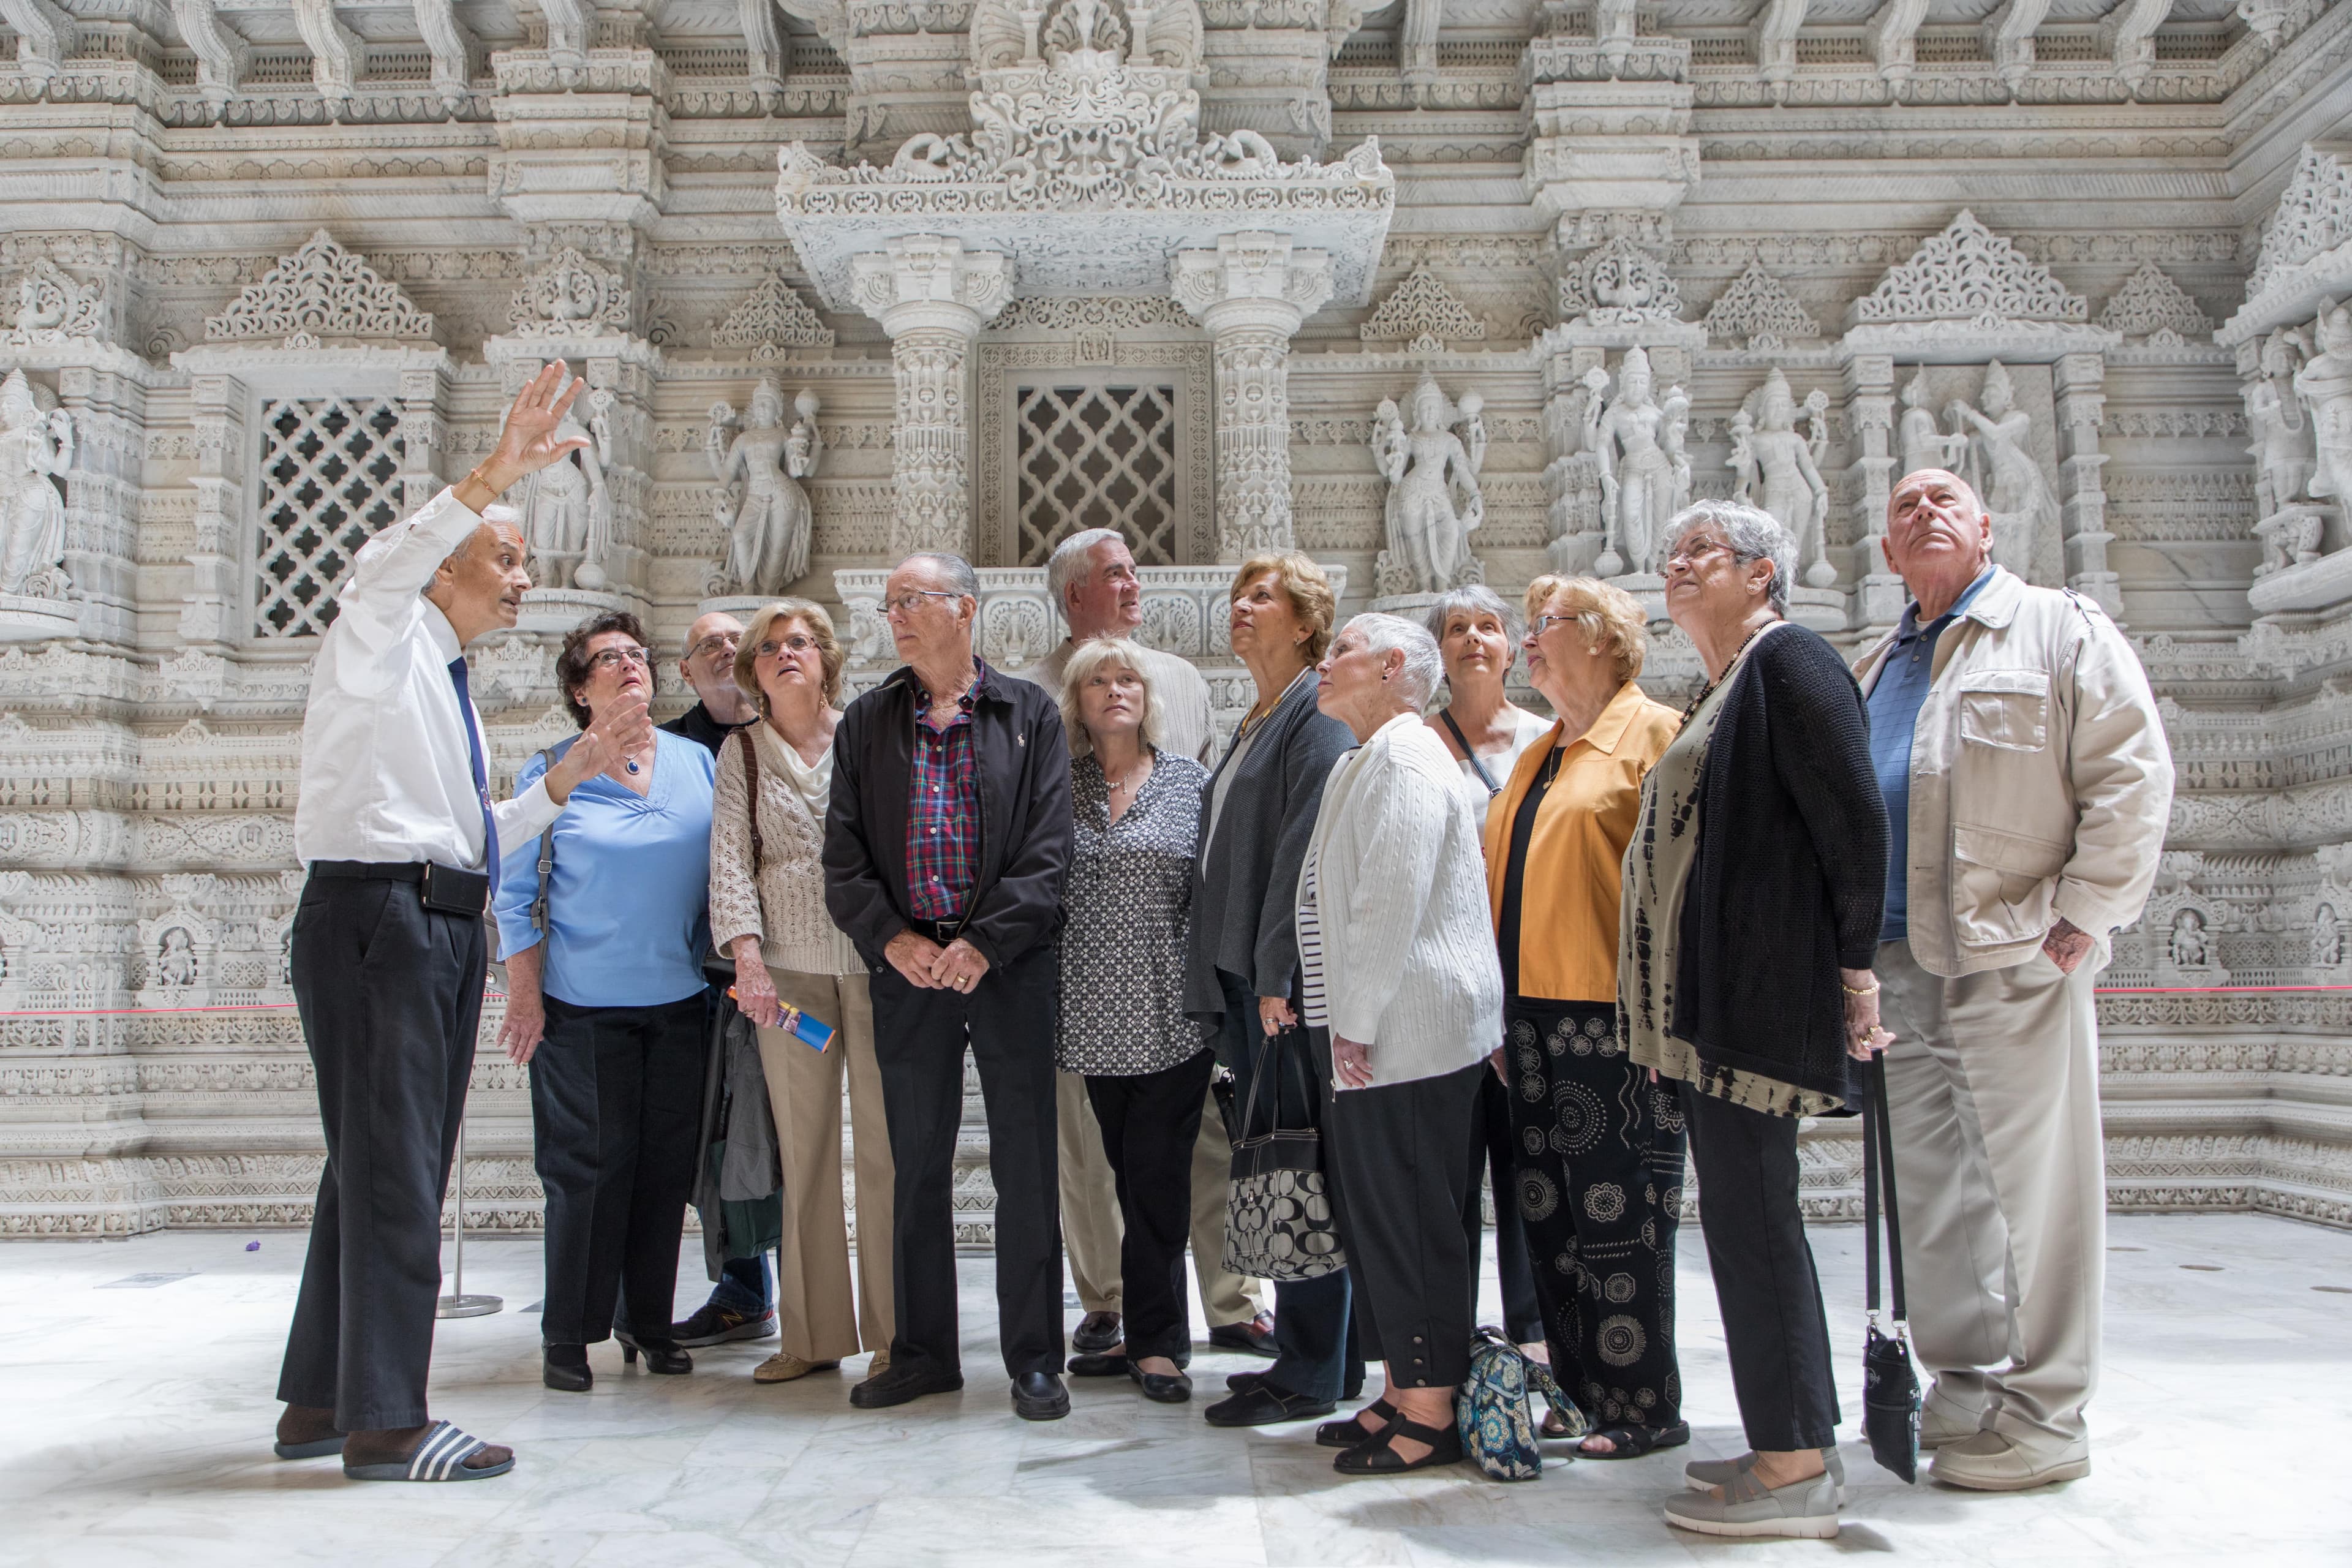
[1466,1062,1544,1344]
[870,941,1064,1381]
[530,993,707,1348]
[276,869,486,1431]
[1216,970,1357,1402]
[1324,1046,1485,1389]
[1681,1081,1841,1451]
[1085,1049,1215,1363]
[1504,997,1687,1431]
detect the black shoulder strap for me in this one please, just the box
[1439,709,1500,795]
[1863,1052,1909,1324]
[739,730,765,876]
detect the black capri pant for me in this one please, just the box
[1084,1047,1215,1363]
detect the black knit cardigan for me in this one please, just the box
[1669,623,1888,1106]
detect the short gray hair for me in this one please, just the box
[1662,499,1796,617]
[1046,528,1125,615]
[897,550,979,601]
[1422,583,1523,647]
[1345,611,1445,711]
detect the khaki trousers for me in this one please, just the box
[1875,941,2104,1458]
[760,968,894,1364]
[1057,1070,1267,1327]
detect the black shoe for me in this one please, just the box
[1132,1365,1193,1403]
[1066,1352,1131,1378]
[543,1345,592,1393]
[1207,1312,1278,1358]
[1333,1415,1464,1476]
[1012,1371,1071,1421]
[631,1339,692,1375]
[1317,1400,1398,1447]
[1225,1370,1266,1394]
[1071,1311,1123,1354]
[671,1300,778,1348]
[1203,1381,1336,1428]
[850,1361,964,1409]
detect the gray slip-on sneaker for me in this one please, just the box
[1663,1463,1840,1539]
[1686,1444,1845,1504]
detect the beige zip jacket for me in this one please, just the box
[1852,566,2175,979]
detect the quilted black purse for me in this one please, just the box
[1861,1052,1922,1483]
[1222,1023,1346,1283]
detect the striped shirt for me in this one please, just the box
[1297,843,1329,1030]
[905,674,982,921]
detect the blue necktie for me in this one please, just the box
[448,655,500,899]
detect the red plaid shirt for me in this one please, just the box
[905,671,982,921]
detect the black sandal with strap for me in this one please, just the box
[1578,1420,1691,1460]
[1316,1399,1398,1448]
[1333,1415,1465,1476]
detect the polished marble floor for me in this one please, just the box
[1,1212,2346,1567]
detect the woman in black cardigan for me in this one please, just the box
[1619,499,1891,1541]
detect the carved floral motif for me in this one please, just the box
[507,248,632,337]
[708,275,837,354]
[2098,262,2212,344]
[1701,260,1818,350]
[201,231,437,347]
[1359,265,1484,350]
[1848,210,2088,326]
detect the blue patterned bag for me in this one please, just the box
[1453,1329,1587,1481]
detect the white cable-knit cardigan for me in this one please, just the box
[1297,712,1504,1087]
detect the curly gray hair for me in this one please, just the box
[1662,498,1796,617]
[1342,611,1446,711]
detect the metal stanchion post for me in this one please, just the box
[437,1114,502,1318]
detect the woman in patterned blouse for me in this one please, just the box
[1055,638,1213,1404]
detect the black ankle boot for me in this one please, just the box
[544,1344,592,1393]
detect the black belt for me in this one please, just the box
[309,861,426,881]
[906,916,966,944]
[309,859,489,916]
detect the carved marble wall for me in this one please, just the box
[4,0,2352,1240]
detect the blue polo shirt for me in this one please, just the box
[1867,566,1995,943]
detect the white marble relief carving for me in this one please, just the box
[2242,146,2352,313]
[1844,211,2102,351]
[1702,260,1818,352]
[0,372,71,603]
[1371,373,1486,600]
[201,232,437,348]
[518,386,616,592]
[1898,368,1967,481]
[1558,236,1684,330]
[706,379,821,595]
[708,276,837,356]
[2247,327,2317,521]
[1728,369,1833,589]
[4,260,104,347]
[1359,265,1484,352]
[1583,348,1689,582]
[2294,301,2352,511]
[2315,902,2342,968]
[1950,362,2062,580]
[508,249,632,339]
[2099,261,2212,346]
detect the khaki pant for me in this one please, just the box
[1876,941,2104,1458]
[1057,1069,1267,1327]
[760,968,894,1364]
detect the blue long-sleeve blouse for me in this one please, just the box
[494,733,717,1009]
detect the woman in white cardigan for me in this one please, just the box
[709,598,894,1387]
[1296,612,1505,1476]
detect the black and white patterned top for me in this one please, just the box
[1056,750,1212,1076]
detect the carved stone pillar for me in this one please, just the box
[849,237,1012,560]
[51,364,144,647]
[1841,352,1906,632]
[2054,352,2123,619]
[179,374,247,650]
[1172,233,1333,562]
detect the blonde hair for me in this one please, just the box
[1228,552,1337,663]
[733,598,845,711]
[1059,638,1166,758]
[1523,574,1649,684]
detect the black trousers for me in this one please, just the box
[276,872,486,1431]
[1504,997,1687,1430]
[1085,1049,1214,1362]
[530,993,707,1348]
[870,941,1064,1380]
[1466,1062,1544,1344]
[1324,1048,1485,1389]
[1216,971,1358,1401]
[1681,1081,1841,1451]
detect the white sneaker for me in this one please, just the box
[1920,1403,1983,1450]
[1663,1463,1839,1539]
[1929,1430,2090,1491]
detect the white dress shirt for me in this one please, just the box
[292,486,562,869]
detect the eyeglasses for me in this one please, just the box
[757,635,820,657]
[883,590,964,617]
[687,631,742,662]
[1529,613,1578,638]
[1663,537,1733,569]
[587,647,650,671]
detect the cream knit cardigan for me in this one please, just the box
[1298,712,1504,1086]
[707,722,862,978]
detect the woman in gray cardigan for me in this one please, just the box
[1188,552,1360,1430]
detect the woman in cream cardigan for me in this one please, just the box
[709,598,894,1387]
[1295,612,1505,1476]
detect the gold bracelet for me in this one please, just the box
[1842,979,1880,997]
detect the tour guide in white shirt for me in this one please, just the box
[275,363,653,1483]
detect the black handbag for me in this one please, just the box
[1861,1052,1922,1483]
[1222,1023,1346,1283]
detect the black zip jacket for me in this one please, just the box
[822,658,1073,973]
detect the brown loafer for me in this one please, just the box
[753,1352,840,1384]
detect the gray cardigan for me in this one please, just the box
[1183,668,1356,1029]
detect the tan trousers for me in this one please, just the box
[760,968,894,1365]
[1056,1070,1268,1327]
[1875,941,2104,1459]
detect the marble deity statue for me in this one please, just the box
[1729,368,1834,588]
[2315,902,2342,968]
[1898,369,1966,481]
[2171,908,2209,967]
[0,369,73,598]
[516,384,615,592]
[2245,326,2315,516]
[2293,299,2352,506]
[1370,373,1487,596]
[708,379,822,597]
[1949,361,2060,576]
[156,927,198,989]
[1583,347,1691,578]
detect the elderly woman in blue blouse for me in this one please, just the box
[495,610,718,1394]
[1056,638,1213,1403]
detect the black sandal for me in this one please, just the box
[1333,1415,1464,1476]
[1577,1420,1691,1460]
[1316,1400,1398,1449]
